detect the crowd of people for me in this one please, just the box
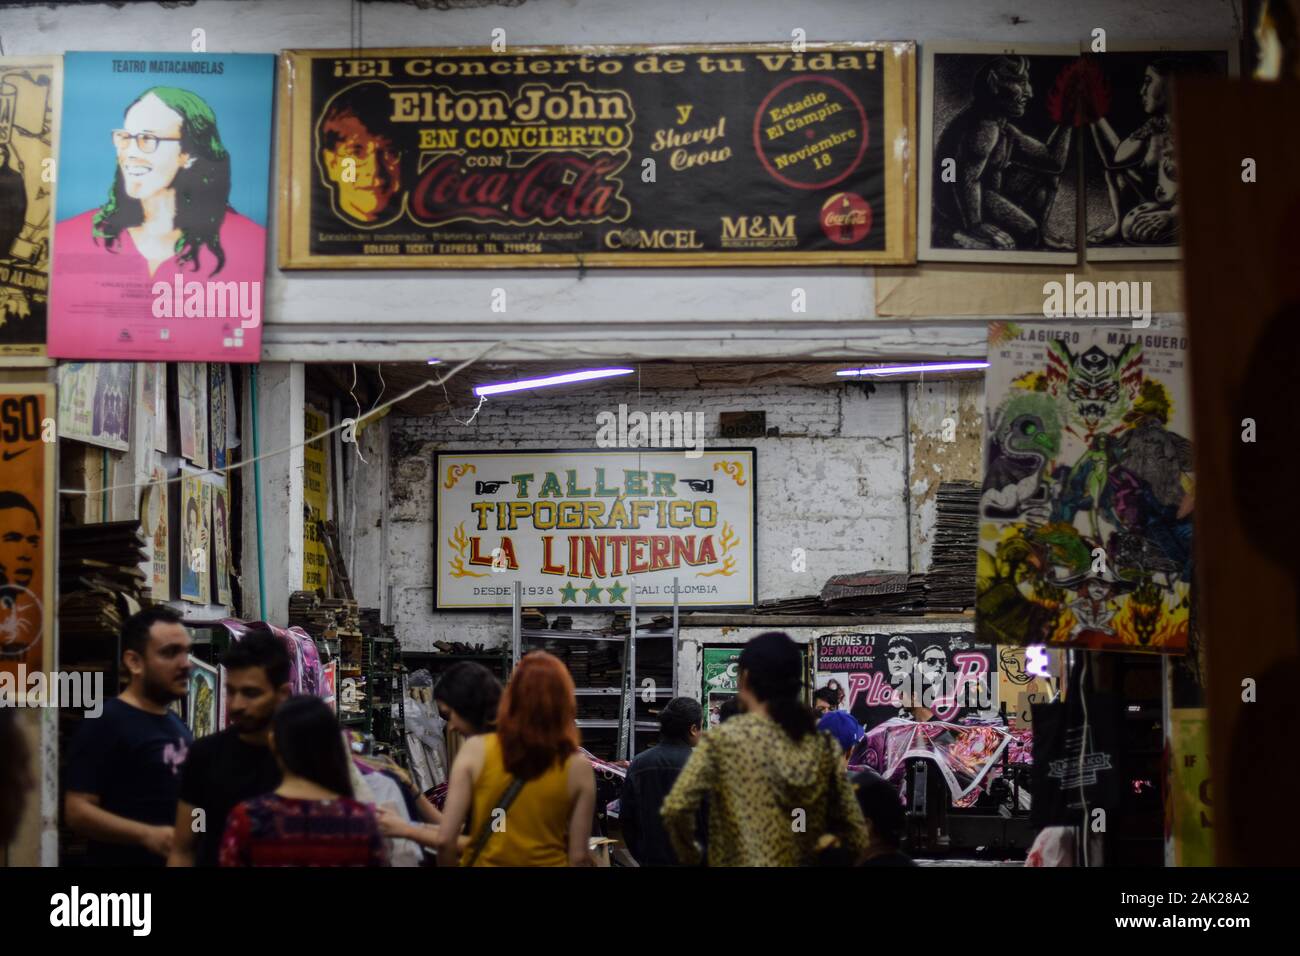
[1,607,915,867]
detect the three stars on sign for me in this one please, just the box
[558,580,628,604]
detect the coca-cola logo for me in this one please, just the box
[819,191,872,244]
[410,151,630,226]
[825,210,868,226]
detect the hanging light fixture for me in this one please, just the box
[473,367,635,397]
[837,361,989,377]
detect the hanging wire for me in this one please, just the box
[57,342,502,498]
[349,362,368,465]
[368,362,387,414]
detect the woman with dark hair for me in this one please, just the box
[436,651,596,867]
[662,632,868,866]
[433,661,502,736]
[1086,57,1210,247]
[55,85,263,279]
[373,661,501,842]
[219,696,386,866]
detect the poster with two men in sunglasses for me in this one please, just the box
[48,52,274,362]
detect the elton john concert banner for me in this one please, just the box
[278,44,915,268]
[976,322,1194,653]
[434,448,755,609]
[48,52,274,361]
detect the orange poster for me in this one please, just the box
[0,384,55,696]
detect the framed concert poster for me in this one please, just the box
[278,43,915,269]
[0,56,61,364]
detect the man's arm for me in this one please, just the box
[660,738,716,866]
[65,791,173,859]
[167,800,198,867]
[619,762,643,861]
[1004,123,1071,174]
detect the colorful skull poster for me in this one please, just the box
[977,323,1194,652]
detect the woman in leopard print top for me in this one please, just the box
[662,632,869,866]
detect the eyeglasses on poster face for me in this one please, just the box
[112,130,182,153]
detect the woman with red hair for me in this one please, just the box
[437,651,596,867]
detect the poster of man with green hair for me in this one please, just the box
[48,52,273,362]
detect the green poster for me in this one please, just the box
[1168,708,1213,866]
[702,647,740,729]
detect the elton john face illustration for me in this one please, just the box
[318,84,404,225]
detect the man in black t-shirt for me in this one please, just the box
[65,607,194,866]
[169,630,290,867]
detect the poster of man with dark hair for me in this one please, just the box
[920,43,1084,263]
[1080,46,1235,261]
[0,58,59,362]
[0,385,54,691]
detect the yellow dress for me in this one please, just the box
[462,733,571,867]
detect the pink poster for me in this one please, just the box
[47,52,273,361]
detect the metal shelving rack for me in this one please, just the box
[510,577,680,760]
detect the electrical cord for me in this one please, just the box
[56,342,501,498]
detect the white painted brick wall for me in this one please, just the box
[384,381,918,650]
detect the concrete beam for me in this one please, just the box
[241,362,305,625]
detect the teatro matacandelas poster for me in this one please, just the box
[435,449,755,609]
[279,44,915,268]
[48,52,274,361]
[976,323,1194,653]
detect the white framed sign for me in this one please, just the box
[434,448,756,610]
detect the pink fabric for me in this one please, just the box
[49,208,265,360]
[848,719,1033,808]
[220,620,326,699]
